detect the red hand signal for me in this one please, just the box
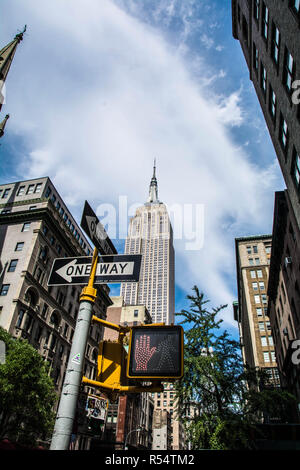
[134,335,156,371]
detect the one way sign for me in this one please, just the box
[80,201,117,256]
[48,254,142,286]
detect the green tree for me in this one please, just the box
[0,327,56,446]
[175,286,296,450]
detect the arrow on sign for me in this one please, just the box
[48,254,142,286]
[56,259,134,283]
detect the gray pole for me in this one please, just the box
[50,248,98,450]
[50,299,94,450]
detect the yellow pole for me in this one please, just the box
[80,247,98,303]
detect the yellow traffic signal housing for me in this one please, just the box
[82,317,171,395]
[127,325,184,380]
[97,340,128,389]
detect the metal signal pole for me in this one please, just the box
[50,248,98,450]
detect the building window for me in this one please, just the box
[269,336,274,346]
[291,147,300,193]
[257,308,263,316]
[134,309,139,318]
[271,351,276,362]
[27,184,35,195]
[17,186,25,196]
[8,259,18,272]
[2,188,10,198]
[259,281,265,290]
[254,295,260,304]
[257,270,263,278]
[255,258,260,265]
[260,62,267,98]
[253,42,259,74]
[290,0,300,18]
[252,282,258,291]
[269,85,277,122]
[254,0,260,22]
[35,183,42,193]
[261,294,268,304]
[250,270,256,279]
[15,242,24,251]
[42,303,48,318]
[21,222,31,232]
[242,15,249,45]
[259,322,265,331]
[271,23,280,65]
[45,186,51,198]
[261,3,269,40]
[279,113,289,155]
[16,309,25,328]
[63,323,69,337]
[283,48,295,94]
[263,352,270,362]
[265,245,271,254]
[0,284,10,296]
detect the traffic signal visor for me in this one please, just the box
[127,325,184,380]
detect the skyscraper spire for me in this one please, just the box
[0,114,9,139]
[147,158,159,204]
[0,26,26,113]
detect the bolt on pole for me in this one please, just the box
[50,248,98,450]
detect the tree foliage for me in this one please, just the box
[0,327,56,446]
[175,286,297,450]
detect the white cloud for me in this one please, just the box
[215,89,244,127]
[1,0,283,328]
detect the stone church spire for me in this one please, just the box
[0,26,26,136]
[0,114,9,139]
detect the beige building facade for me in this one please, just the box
[0,177,112,422]
[234,235,280,386]
[152,409,172,450]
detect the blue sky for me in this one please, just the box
[0,0,285,340]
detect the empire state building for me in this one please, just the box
[121,162,175,325]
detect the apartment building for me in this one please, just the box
[0,177,112,401]
[268,190,300,419]
[232,0,300,228]
[234,235,280,386]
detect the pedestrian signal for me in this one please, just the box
[127,325,184,380]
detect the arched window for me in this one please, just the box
[50,311,60,328]
[25,287,39,307]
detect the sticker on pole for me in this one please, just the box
[72,353,81,365]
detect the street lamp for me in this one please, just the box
[124,427,142,451]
